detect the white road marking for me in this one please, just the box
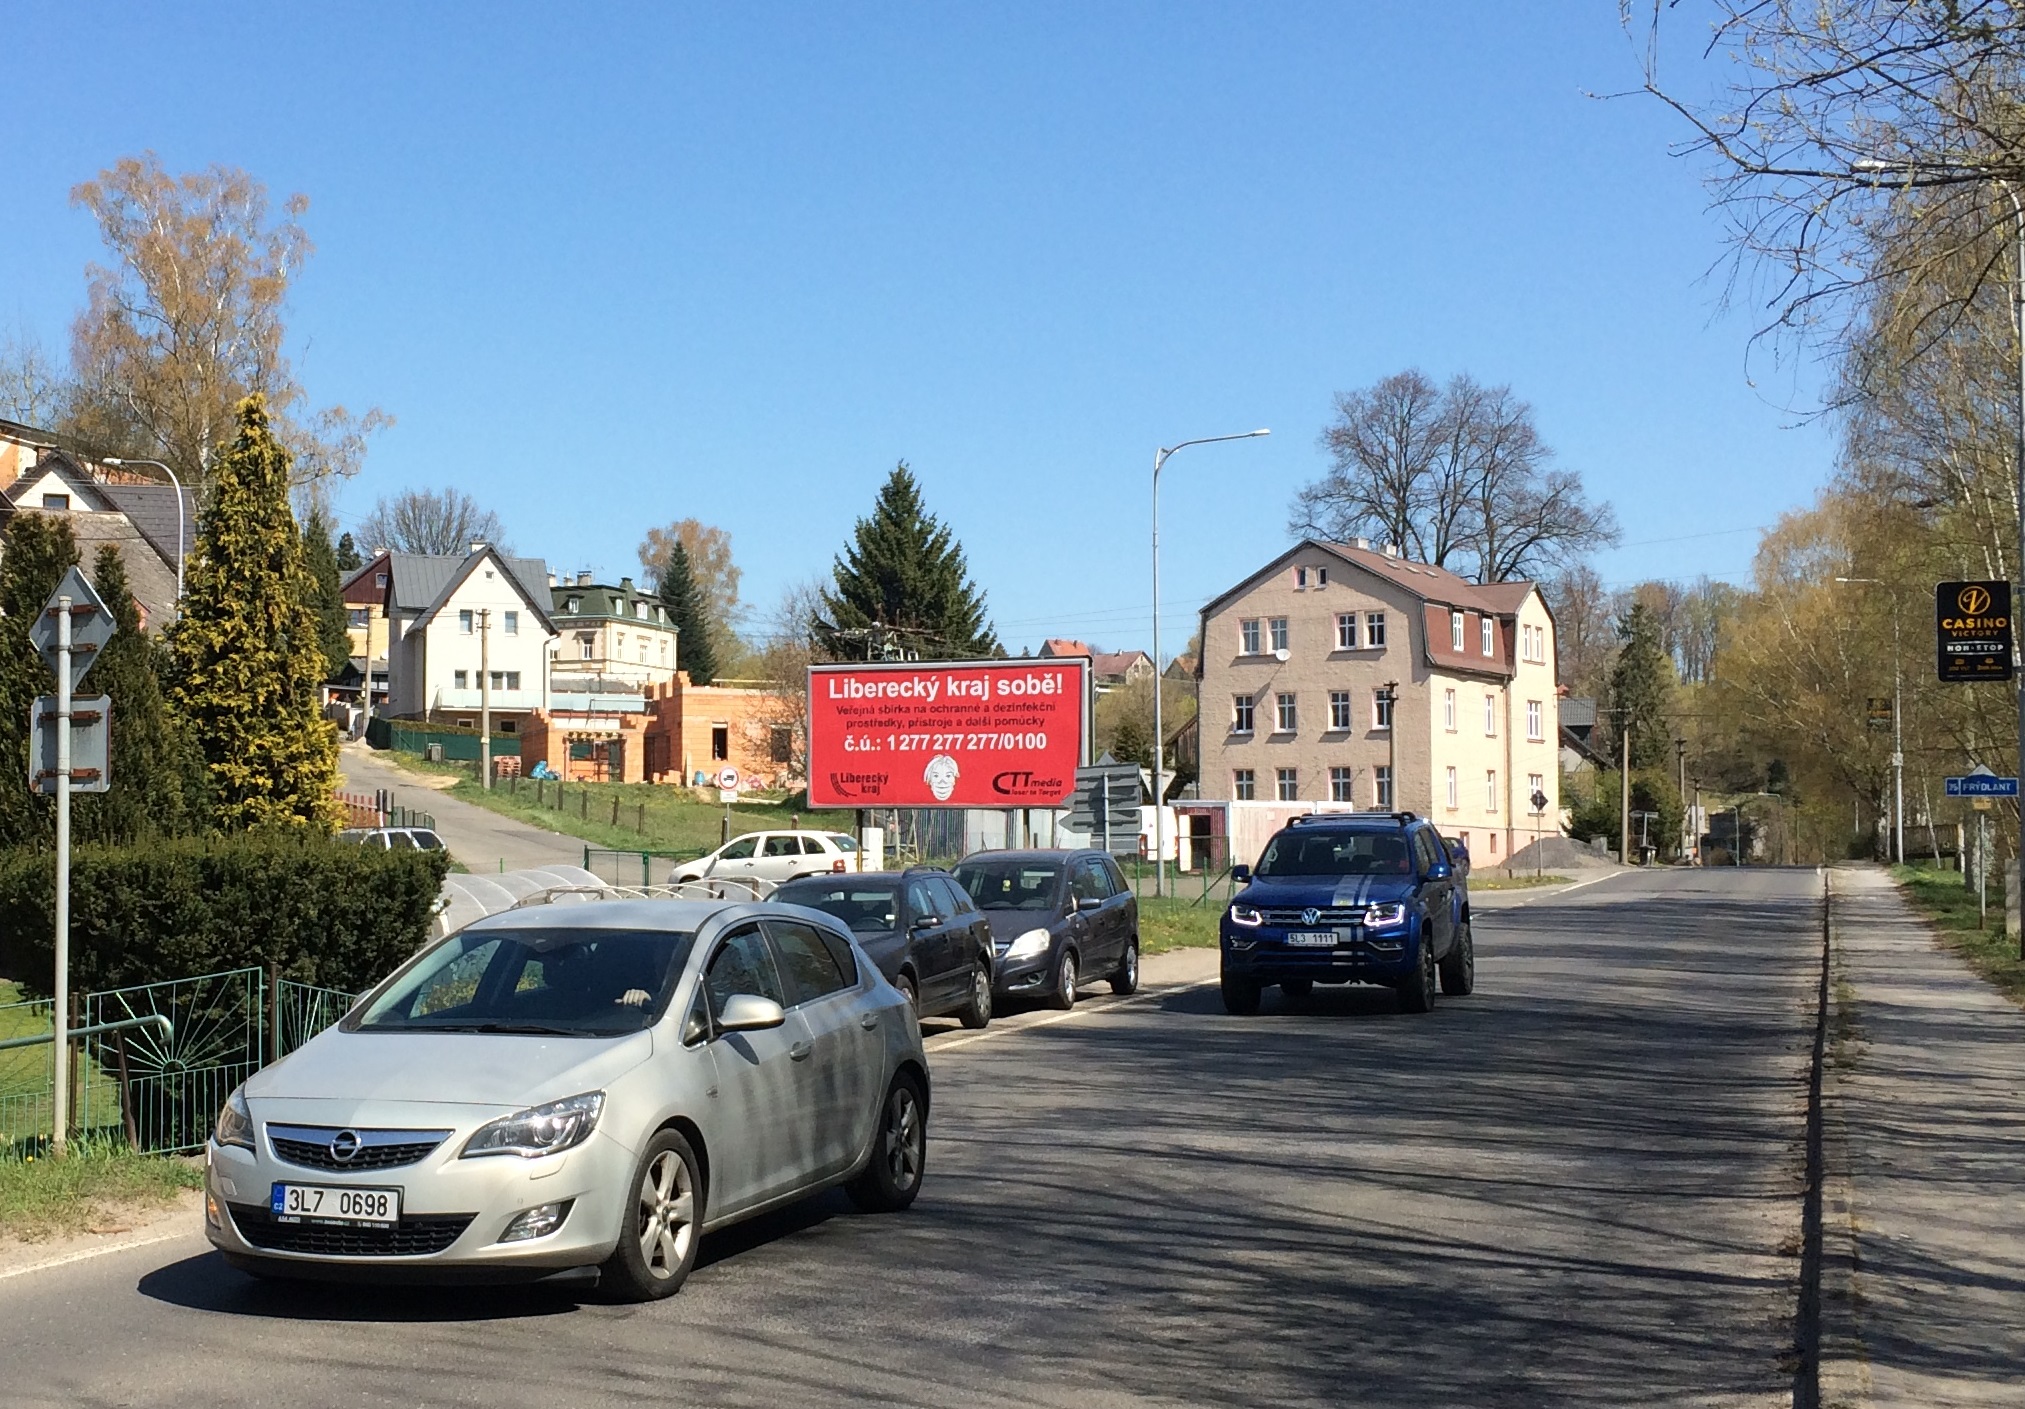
[0,1223,195,1283]
[925,978,1209,1053]
[1492,870,1628,908]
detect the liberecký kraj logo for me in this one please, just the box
[825,770,890,798]
[924,754,960,802]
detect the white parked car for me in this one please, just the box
[669,831,860,888]
[204,899,928,1299]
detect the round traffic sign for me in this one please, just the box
[716,766,740,791]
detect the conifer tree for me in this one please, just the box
[334,531,363,573]
[824,462,999,659]
[0,514,80,849]
[1605,602,1674,770]
[168,396,342,831]
[301,505,352,677]
[655,539,717,685]
[75,544,202,844]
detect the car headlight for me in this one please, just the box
[1229,904,1263,927]
[213,1087,254,1151]
[1364,902,1409,929]
[1005,927,1052,961]
[460,1092,605,1159]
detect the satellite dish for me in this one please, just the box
[1273,647,1289,662]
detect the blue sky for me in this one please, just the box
[2,3,1832,654]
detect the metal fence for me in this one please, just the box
[274,979,362,1062]
[0,992,56,1156]
[582,847,705,886]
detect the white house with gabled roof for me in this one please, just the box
[383,544,558,733]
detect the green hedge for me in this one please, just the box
[0,832,449,995]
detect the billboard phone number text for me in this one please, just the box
[842,731,1050,753]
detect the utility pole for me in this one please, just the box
[479,608,492,790]
[1675,737,1687,863]
[52,594,71,1155]
[1620,720,1632,866]
[1384,680,1399,811]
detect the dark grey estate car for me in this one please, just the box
[949,849,1139,1010]
[770,870,995,1028]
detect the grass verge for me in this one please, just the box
[0,1144,204,1242]
[376,751,855,858]
[1470,873,1573,892]
[1139,896,1221,955]
[1888,862,2025,1007]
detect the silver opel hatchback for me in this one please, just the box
[204,899,929,1300]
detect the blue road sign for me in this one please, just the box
[1945,775,2020,797]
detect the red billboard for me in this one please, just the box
[807,659,1089,808]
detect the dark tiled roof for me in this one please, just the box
[100,481,197,566]
[385,552,550,618]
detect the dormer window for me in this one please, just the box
[42,493,69,511]
[1481,617,1494,656]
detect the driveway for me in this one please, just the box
[338,743,586,875]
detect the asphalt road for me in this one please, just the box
[0,867,1820,1408]
[338,743,588,874]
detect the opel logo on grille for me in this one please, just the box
[1302,907,1320,926]
[329,1130,362,1163]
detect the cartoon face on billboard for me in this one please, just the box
[924,754,960,802]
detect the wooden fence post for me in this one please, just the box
[611,797,620,827]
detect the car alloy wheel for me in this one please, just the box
[958,965,992,1029]
[1111,937,1140,996]
[1048,949,1079,1011]
[896,973,918,1013]
[847,1071,929,1213]
[1397,932,1437,1014]
[638,1146,697,1281]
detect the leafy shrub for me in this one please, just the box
[0,832,448,995]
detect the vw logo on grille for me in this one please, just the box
[1302,907,1320,926]
[329,1130,362,1163]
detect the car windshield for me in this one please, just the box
[1255,830,1411,878]
[349,927,695,1037]
[952,860,1062,910]
[775,881,899,934]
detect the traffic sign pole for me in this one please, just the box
[51,596,70,1157]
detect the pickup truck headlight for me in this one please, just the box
[1363,902,1409,929]
[460,1092,604,1159]
[1228,904,1263,927]
[213,1087,254,1151]
[1005,928,1052,962]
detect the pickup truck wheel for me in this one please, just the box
[1279,978,1314,1003]
[1220,973,1261,1015]
[1396,934,1437,1014]
[1439,921,1475,995]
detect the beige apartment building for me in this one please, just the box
[1195,539,1560,866]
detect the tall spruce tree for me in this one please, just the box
[168,396,342,831]
[301,505,352,678]
[824,462,999,658]
[0,514,81,849]
[1605,601,1674,770]
[75,544,202,844]
[334,531,363,573]
[655,539,717,685]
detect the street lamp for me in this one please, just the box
[1854,156,2025,867]
[103,457,187,602]
[1152,429,1270,899]
[1835,576,1904,864]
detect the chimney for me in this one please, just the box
[1352,536,1371,550]
[546,570,557,587]
[468,540,487,555]
[1382,543,1399,558]
[577,570,593,588]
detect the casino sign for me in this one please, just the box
[1936,580,2014,683]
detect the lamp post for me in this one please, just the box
[1152,429,1270,899]
[1835,576,1904,863]
[104,458,187,602]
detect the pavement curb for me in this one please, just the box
[1817,867,1873,1409]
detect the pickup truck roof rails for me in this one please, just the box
[1286,810,1420,827]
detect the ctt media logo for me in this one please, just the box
[992,768,1068,800]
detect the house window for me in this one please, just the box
[490,671,505,690]
[1450,611,1465,651]
[453,670,468,689]
[1276,768,1298,802]
[506,671,521,691]
[1374,689,1393,730]
[1366,612,1387,647]
[711,725,729,761]
[1489,832,1498,855]
[501,719,517,734]
[1527,700,1544,741]
[578,632,595,660]
[504,611,519,636]
[1295,565,1328,589]
[1232,695,1255,735]
[1275,693,1297,732]
[1528,773,1546,810]
[1375,765,1393,809]
[1487,770,1499,812]
[1485,694,1497,736]
[347,608,369,628]
[1481,617,1494,656]
[375,572,388,589]
[1233,768,1257,801]
[1329,690,1352,731]
[770,726,793,763]
[1329,767,1354,802]
[42,493,69,511]
[659,640,668,662]
[1443,689,1457,732]
[1295,566,1308,588]
[1240,619,1261,654]
[1269,617,1289,653]
[1316,567,1328,586]
[1336,613,1358,650]
[635,601,648,620]
[1445,767,1458,809]
[566,596,581,613]
[459,610,474,635]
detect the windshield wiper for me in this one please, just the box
[427,1021,590,1036]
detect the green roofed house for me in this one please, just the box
[549,572,680,692]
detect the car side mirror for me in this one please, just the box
[1424,861,1451,882]
[1231,864,1251,884]
[911,913,941,931]
[715,994,786,1034]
